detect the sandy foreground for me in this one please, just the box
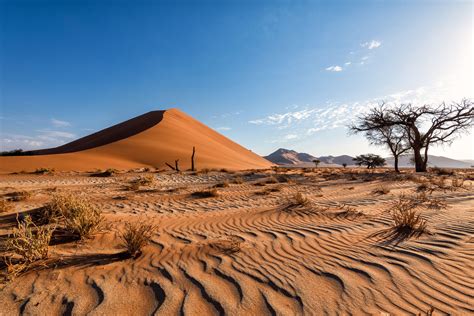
[0,168,473,315]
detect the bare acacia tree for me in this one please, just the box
[350,99,473,172]
[351,124,409,173]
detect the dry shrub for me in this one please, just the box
[6,216,54,264]
[372,186,390,195]
[214,180,229,188]
[43,193,102,239]
[129,175,155,190]
[200,168,211,174]
[6,191,32,202]
[232,176,244,184]
[451,177,465,189]
[431,167,454,176]
[91,168,117,177]
[119,222,155,258]
[255,186,281,195]
[389,195,428,237]
[291,192,310,206]
[0,199,14,213]
[265,176,278,184]
[209,235,242,255]
[33,167,54,175]
[191,188,219,198]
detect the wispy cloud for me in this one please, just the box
[325,65,343,72]
[361,40,381,50]
[51,118,71,127]
[1,130,77,151]
[249,83,459,143]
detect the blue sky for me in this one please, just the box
[1,0,472,159]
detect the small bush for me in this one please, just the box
[129,175,155,190]
[451,177,465,188]
[6,191,32,202]
[265,176,278,184]
[0,199,14,213]
[6,216,54,263]
[291,192,310,206]
[119,222,154,258]
[390,195,428,236]
[431,167,454,176]
[255,186,281,195]
[232,176,244,184]
[191,189,219,198]
[91,168,117,177]
[214,180,229,188]
[372,186,390,195]
[33,167,54,175]
[43,193,102,239]
[200,168,211,174]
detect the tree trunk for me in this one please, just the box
[394,155,400,173]
[191,147,196,171]
[413,147,426,172]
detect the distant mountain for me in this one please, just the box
[264,149,355,166]
[263,148,318,165]
[461,159,474,166]
[318,155,355,166]
[385,155,472,169]
[264,148,472,169]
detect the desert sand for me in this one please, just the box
[0,109,272,173]
[0,167,473,315]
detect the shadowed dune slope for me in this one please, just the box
[0,109,273,172]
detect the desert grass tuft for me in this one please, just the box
[119,222,155,258]
[0,199,14,213]
[6,191,32,202]
[372,186,390,195]
[214,180,230,188]
[232,176,244,184]
[389,195,428,237]
[91,168,117,177]
[191,188,219,198]
[6,215,54,264]
[128,175,155,190]
[33,167,55,175]
[43,193,102,239]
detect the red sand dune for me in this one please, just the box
[0,109,273,172]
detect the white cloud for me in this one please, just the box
[325,65,343,72]
[361,40,381,50]
[344,62,351,66]
[0,129,77,151]
[248,82,461,142]
[51,118,71,127]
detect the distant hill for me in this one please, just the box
[265,148,472,169]
[264,149,355,167]
[318,155,355,166]
[263,148,318,165]
[385,155,472,169]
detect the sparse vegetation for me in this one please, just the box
[6,191,32,202]
[43,193,102,239]
[191,188,219,198]
[33,167,55,175]
[232,176,244,184]
[389,195,429,238]
[291,192,310,206]
[0,199,14,213]
[91,168,117,177]
[214,180,230,188]
[6,216,54,264]
[129,175,155,190]
[119,222,155,258]
[431,167,454,176]
[372,186,390,195]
